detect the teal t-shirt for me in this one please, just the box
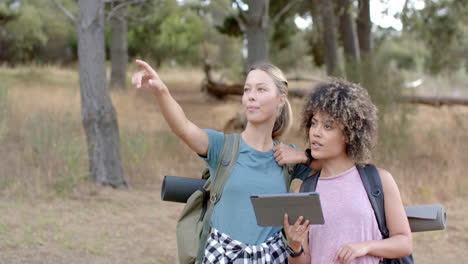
[200,129,309,244]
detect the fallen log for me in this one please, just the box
[201,78,243,99]
[200,60,243,99]
[203,80,468,107]
[200,62,468,106]
[402,95,468,107]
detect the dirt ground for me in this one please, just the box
[0,186,466,264]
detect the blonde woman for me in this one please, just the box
[132,60,309,263]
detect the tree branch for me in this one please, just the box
[127,13,155,25]
[51,0,76,24]
[261,0,269,28]
[233,0,249,26]
[106,0,147,22]
[272,0,299,25]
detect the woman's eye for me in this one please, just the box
[310,121,316,127]
[325,125,333,130]
[244,87,250,92]
[258,87,265,91]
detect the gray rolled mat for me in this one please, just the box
[161,178,448,232]
[405,204,447,232]
[161,176,207,203]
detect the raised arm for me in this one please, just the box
[132,59,208,156]
[273,144,322,170]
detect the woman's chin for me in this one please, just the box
[245,115,264,124]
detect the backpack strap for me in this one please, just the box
[211,133,241,204]
[196,133,241,262]
[299,165,411,264]
[357,164,390,238]
[299,170,321,192]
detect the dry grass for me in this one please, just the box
[375,105,468,204]
[0,65,467,263]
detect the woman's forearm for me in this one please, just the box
[153,89,190,137]
[152,89,208,155]
[366,234,413,259]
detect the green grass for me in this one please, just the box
[0,222,10,235]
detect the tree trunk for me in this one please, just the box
[319,0,340,76]
[309,0,325,67]
[337,0,360,81]
[110,3,128,90]
[244,0,270,67]
[76,0,127,188]
[356,0,371,55]
[245,26,269,67]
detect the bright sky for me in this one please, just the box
[294,0,426,31]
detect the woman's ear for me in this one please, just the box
[343,134,349,144]
[278,94,286,109]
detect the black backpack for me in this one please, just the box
[300,164,414,264]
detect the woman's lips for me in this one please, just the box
[311,141,322,150]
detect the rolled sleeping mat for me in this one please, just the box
[405,204,447,232]
[161,178,448,232]
[161,176,207,203]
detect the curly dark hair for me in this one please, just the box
[302,78,378,164]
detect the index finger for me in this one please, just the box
[333,246,343,263]
[283,213,290,227]
[273,149,281,158]
[272,144,280,151]
[135,59,157,75]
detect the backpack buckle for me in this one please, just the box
[210,192,217,203]
[372,189,382,197]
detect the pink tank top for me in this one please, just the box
[309,166,382,264]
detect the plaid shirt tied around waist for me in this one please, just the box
[201,228,288,264]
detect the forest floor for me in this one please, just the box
[0,186,467,264]
[0,66,467,263]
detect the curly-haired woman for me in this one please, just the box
[284,78,413,264]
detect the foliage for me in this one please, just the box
[196,0,244,81]
[127,0,205,66]
[377,33,428,71]
[403,0,468,74]
[0,0,467,78]
[215,15,242,37]
[270,30,312,71]
[0,0,19,24]
[157,8,205,64]
[0,0,76,64]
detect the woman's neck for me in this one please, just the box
[242,122,275,152]
[319,154,355,178]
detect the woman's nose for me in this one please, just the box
[311,126,322,137]
[248,91,256,101]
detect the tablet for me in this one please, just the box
[250,192,324,226]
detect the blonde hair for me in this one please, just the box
[248,63,293,139]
